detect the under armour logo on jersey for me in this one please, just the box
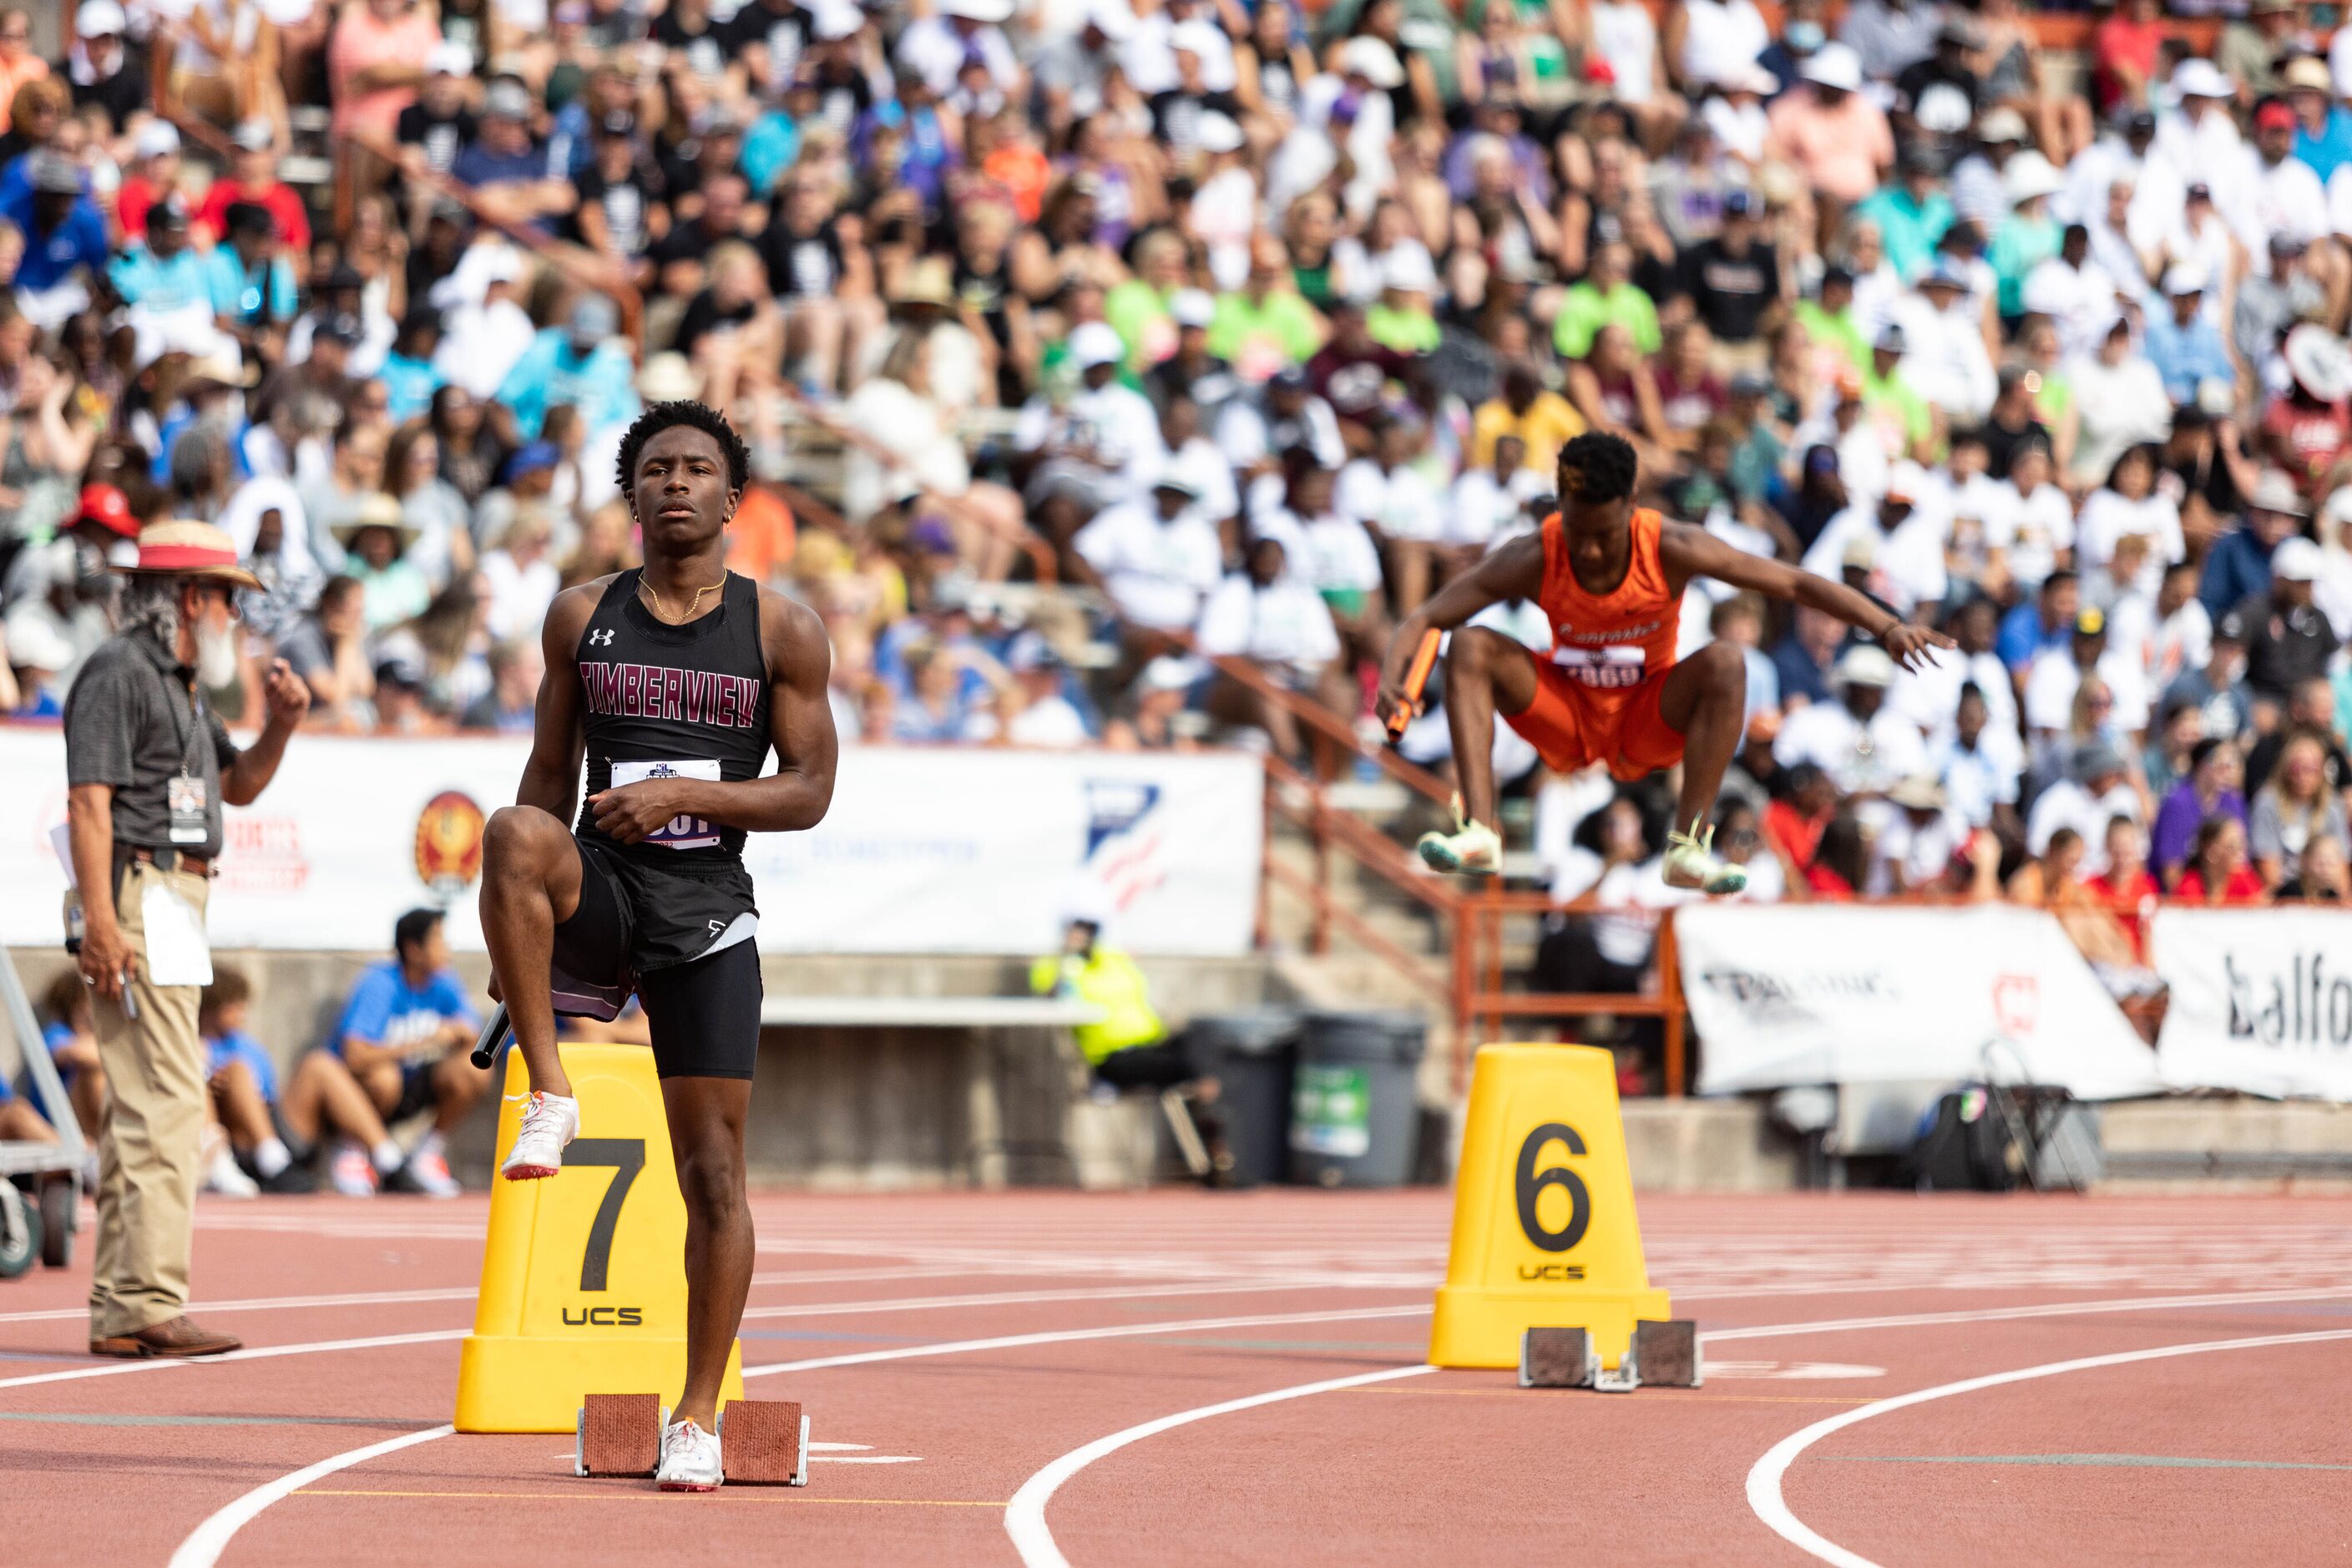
[589,629,615,647]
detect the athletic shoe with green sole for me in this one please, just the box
[1417,816,1502,875]
[1662,823,1747,895]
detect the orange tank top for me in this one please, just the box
[1537,507,1680,700]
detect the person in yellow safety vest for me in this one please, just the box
[1029,895,1239,1186]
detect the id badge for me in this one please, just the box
[609,757,721,848]
[167,775,208,845]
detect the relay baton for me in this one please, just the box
[1385,628,1444,742]
[470,1002,513,1070]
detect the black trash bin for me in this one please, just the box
[1289,1011,1426,1187]
[1185,1012,1299,1186]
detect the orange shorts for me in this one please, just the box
[1502,662,1686,781]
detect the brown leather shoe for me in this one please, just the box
[89,1315,243,1358]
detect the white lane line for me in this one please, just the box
[997,1287,2352,1568]
[1005,1365,1441,1568]
[0,1331,468,1392]
[165,1302,1435,1568]
[164,1424,456,1568]
[1745,1328,2352,1568]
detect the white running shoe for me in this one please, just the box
[392,1146,463,1198]
[656,1417,724,1492]
[500,1091,579,1181]
[205,1145,259,1199]
[329,1142,378,1197]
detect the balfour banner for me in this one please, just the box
[2150,908,2352,1101]
[1675,903,2166,1100]
[0,728,1262,956]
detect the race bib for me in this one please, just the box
[1550,644,1648,690]
[610,757,722,849]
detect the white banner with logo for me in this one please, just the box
[1677,904,2164,1099]
[2149,908,2352,1100]
[0,728,1262,956]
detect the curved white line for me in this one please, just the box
[165,1302,1434,1568]
[1746,1328,2352,1568]
[164,1424,456,1568]
[1004,1364,1437,1568]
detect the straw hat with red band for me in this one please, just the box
[112,518,264,590]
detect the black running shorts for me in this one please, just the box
[550,837,764,1080]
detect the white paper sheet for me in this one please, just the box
[140,880,213,988]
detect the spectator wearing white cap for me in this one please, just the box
[1773,643,1930,795]
[1035,0,1136,129]
[1989,150,2066,319]
[1801,458,1950,620]
[2066,314,2173,488]
[897,0,1021,98]
[1143,289,1238,418]
[2159,180,2246,334]
[1195,532,1347,758]
[2203,468,2311,621]
[1014,320,1167,554]
[1765,44,1894,208]
[394,42,480,182]
[64,0,146,131]
[1188,112,1257,292]
[1667,0,1770,91]
[2238,534,2340,705]
[2142,265,2236,407]
[2157,58,2258,200]
[1074,463,1224,641]
[1886,258,1995,422]
[1336,412,1444,608]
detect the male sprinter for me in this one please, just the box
[1381,432,1947,892]
[478,401,837,1491]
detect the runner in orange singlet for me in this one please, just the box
[1377,432,1951,892]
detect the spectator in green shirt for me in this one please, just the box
[1103,226,1192,372]
[1551,239,1662,360]
[1793,266,1870,377]
[1207,233,1327,382]
[1853,152,1954,282]
[1862,326,1938,461]
[1367,246,1444,353]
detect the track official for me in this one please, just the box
[63,520,310,1358]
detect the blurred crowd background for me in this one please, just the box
[2,0,2352,959]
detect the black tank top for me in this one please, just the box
[574,568,772,863]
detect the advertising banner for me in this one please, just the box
[0,728,1262,956]
[2150,908,2352,1100]
[1676,903,2163,1100]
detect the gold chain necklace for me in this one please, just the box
[640,574,726,622]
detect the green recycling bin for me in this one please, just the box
[1288,1011,1425,1187]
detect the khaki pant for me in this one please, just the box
[85,862,211,1341]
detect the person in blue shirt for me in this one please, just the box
[452,79,577,239]
[1,150,110,301]
[1999,568,2080,672]
[2200,468,2306,620]
[378,307,446,425]
[202,965,402,1196]
[496,294,642,440]
[1854,151,1955,283]
[2142,266,2238,407]
[321,908,491,1197]
[206,201,300,354]
[108,200,213,312]
[36,970,105,1143]
[2288,58,2352,185]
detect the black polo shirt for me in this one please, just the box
[63,625,240,860]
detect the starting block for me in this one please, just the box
[721,1399,811,1486]
[1519,1321,1703,1391]
[575,1393,667,1477]
[573,1395,811,1485]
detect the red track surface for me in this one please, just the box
[3,1191,2349,1567]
